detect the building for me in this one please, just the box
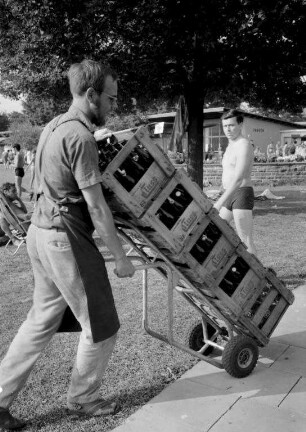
[148,107,304,155]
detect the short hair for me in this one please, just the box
[221,109,244,124]
[13,144,21,151]
[1,182,15,193]
[68,59,118,96]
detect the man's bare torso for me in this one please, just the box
[222,137,254,189]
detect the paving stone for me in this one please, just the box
[111,378,239,432]
[271,285,306,349]
[209,398,306,432]
[182,361,300,407]
[259,341,289,366]
[279,377,306,417]
[271,345,306,376]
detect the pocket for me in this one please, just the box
[48,232,71,250]
[48,240,71,250]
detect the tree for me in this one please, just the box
[0,0,116,118]
[0,0,305,185]
[7,120,42,150]
[22,95,68,126]
[106,0,306,184]
[7,111,28,125]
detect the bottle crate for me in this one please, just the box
[143,212,293,343]
[180,214,239,283]
[97,126,175,218]
[140,169,213,253]
[97,126,294,345]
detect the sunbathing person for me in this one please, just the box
[0,182,30,245]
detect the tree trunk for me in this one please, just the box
[185,82,204,187]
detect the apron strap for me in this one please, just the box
[37,116,90,207]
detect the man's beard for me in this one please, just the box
[91,103,105,127]
[92,113,105,127]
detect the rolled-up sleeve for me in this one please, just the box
[70,134,103,190]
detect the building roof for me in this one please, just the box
[148,107,304,129]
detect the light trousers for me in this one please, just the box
[0,224,117,409]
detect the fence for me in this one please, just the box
[199,162,306,186]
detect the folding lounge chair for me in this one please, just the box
[0,191,30,255]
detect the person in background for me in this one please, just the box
[275,141,282,158]
[266,140,276,162]
[2,149,8,169]
[12,144,25,198]
[282,141,289,157]
[0,59,135,430]
[25,149,32,166]
[28,149,36,201]
[8,150,14,169]
[214,109,256,255]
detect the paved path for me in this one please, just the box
[112,285,306,432]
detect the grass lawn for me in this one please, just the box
[0,164,305,431]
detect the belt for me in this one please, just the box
[54,227,66,232]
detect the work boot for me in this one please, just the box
[66,399,118,418]
[0,408,26,430]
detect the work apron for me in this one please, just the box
[34,114,120,343]
[54,200,120,342]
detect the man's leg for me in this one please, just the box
[233,209,257,255]
[0,224,67,411]
[67,332,117,406]
[219,206,233,223]
[38,228,118,411]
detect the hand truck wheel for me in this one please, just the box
[185,321,216,355]
[222,335,259,378]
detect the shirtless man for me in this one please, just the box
[13,144,25,197]
[213,109,256,255]
[0,182,29,246]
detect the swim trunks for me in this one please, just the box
[15,168,25,178]
[223,186,254,211]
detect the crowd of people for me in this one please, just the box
[203,139,306,164]
[1,147,36,170]
[255,140,306,163]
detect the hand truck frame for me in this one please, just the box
[112,218,292,378]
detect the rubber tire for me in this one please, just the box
[222,335,259,378]
[186,321,216,355]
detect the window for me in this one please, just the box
[208,124,227,153]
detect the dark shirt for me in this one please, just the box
[32,106,103,229]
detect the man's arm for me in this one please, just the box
[81,183,135,278]
[214,139,253,211]
[13,197,28,214]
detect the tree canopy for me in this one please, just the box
[6,119,42,149]
[0,0,305,183]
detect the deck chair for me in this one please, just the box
[0,191,31,255]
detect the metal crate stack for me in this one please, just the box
[96,125,294,346]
